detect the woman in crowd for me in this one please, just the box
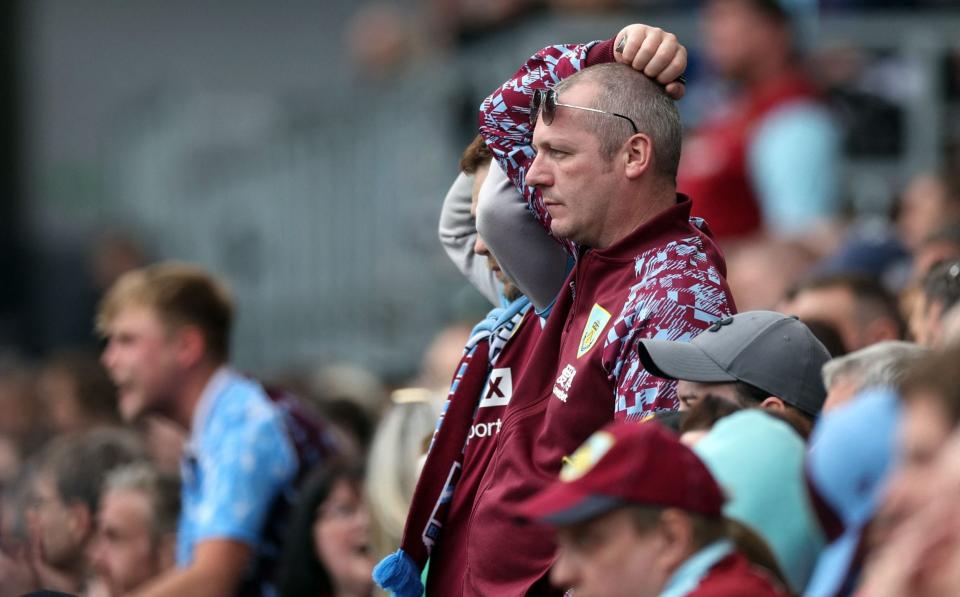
[277,461,374,597]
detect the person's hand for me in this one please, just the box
[613,25,686,100]
[0,542,40,597]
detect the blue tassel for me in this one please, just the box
[373,549,424,597]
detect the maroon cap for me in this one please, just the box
[518,421,725,525]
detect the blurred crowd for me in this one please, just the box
[1,0,960,596]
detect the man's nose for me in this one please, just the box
[526,152,550,188]
[474,233,489,257]
[549,549,578,591]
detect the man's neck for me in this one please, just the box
[595,186,675,250]
[170,361,222,430]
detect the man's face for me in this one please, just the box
[676,380,742,412]
[787,287,864,351]
[471,163,521,301]
[702,0,783,80]
[100,305,182,422]
[876,393,953,542]
[526,83,622,249]
[551,509,669,597]
[312,480,374,595]
[26,472,89,569]
[89,488,165,593]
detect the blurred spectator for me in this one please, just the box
[0,428,145,595]
[345,3,422,80]
[820,340,927,413]
[896,171,960,255]
[909,259,960,347]
[858,346,960,596]
[804,388,899,597]
[872,347,960,547]
[277,462,373,597]
[36,351,119,436]
[910,223,960,283]
[517,421,789,596]
[304,362,387,459]
[723,238,819,311]
[365,389,439,561]
[694,410,825,593]
[784,273,905,351]
[638,311,831,438]
[96,263,311,596]
[87,463,180,595]
[678,0,840,240]
[416,322,473,397]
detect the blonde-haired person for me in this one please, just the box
[96,262,300,597]
[365,389,440,563]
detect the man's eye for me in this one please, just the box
[549,149,567,158]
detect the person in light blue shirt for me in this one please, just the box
[98,262,298,597]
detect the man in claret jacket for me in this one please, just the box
[459,24,736,595]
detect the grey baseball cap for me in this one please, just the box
[637,310,830,416]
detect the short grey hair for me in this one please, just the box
[555,63,682,181]
[104,463,180,537]
[822,341,928,393]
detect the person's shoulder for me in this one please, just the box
[689,552,789,597]
[207,376,289,440]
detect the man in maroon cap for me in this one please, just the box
[519,422,788,597]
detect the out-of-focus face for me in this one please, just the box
[898,174,950,252]
[26,472,88,569]
[676,380,741,412]
[471,163,521,301]
[787,287,865,352]
[875,393,952,544]
[551,508,669,597]
[89,488,165,594]
[702,0,780,80]
[313,480,374,596]
[526,82,624,249]
[100,306,181,423]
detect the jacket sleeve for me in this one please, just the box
[438,170,502,306]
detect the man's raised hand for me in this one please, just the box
[614,24,687,100]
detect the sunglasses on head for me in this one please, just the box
[530,88,639,134]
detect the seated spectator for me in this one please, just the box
[88,463,180,595]
[2,428,145,594]
[277,462,373,597]
[804,388,900,597]
[693,410,825,593]
[909,259,960,347]
[517,421,789,596]
[783,273,905,351]
[820,341,927,413]
[637,310,831,438]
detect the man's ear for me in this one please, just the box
[760,397,786,412]
[68,501,94,540]
[175,325,207,367]
[624,133,653,180]
[656,509,696,573]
